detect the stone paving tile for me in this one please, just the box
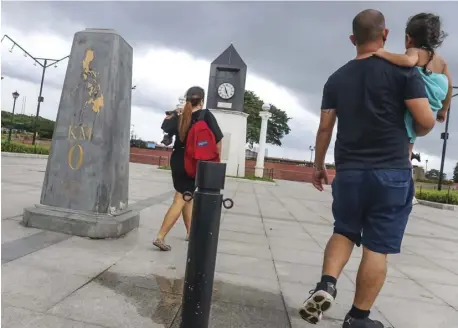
[2,261,91,312]
[1,219,41,244]
[375,296,458,328]
[2,306,107,328]
[2,157,458,328]
[48,281,180,328]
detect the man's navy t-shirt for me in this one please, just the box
[322,56,427,171]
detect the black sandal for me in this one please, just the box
[153,239,171,251]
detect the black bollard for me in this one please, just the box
[180,161,228,328]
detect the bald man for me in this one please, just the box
[299,9,435,328]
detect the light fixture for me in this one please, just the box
[12,91,20,99]
[23,53,27,57]
[33,62,37,66]
[54,64,57,68]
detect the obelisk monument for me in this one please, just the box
[23,29,139,238]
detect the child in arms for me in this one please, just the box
[375,13,453,155]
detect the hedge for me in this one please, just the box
[416,178,454,185]
[1,142,50,155]
[416,188,458,205]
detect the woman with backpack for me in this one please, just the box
[153,86,224,251]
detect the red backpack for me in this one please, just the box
[184,110,220,178]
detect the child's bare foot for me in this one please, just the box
[437,109,447,123]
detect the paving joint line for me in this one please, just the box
[254,184,293,328]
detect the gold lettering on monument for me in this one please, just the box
[68,125,93,141]
[82,49,104,113]
[67,144,84,170]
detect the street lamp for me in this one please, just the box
[7,91,20,143]
[309,145,315,164]
[425,159,428,173]
[1,34,70,145]
[437,86,458,190]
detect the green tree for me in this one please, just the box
[243,90,291,147]
[453,162,458,183]
[1,110,55,139]
[425,169,446,180]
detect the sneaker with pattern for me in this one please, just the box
[299,281,337,324]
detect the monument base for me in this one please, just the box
[210,109,248,177]
[255,166,264,178]
[23,205,140,239]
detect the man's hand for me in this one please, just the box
[437,109,447,123]
[312,167,329,192]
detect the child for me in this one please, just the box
[375,13,453,156]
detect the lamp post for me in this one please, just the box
[178,96,186,111]
[425,159,428,174]
[254,103,272,178]
[437,86,458,191]
[1,35,70,145]
[7,91,20,143]
[309,145,315,164]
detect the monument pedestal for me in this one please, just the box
[23,28,139,238]
[23,205,139,239]
[210,109,248,177]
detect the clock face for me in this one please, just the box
[217,82,235,100]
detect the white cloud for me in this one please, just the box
[1,26,456,176]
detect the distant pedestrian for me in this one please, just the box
[153,86,223,251]
[299,9,435,328]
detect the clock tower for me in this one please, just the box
[207,44,249,178]
[207,44,247,112]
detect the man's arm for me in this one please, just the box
[315,78,337,169]
[404,68,435,136]
[315,109,336,169]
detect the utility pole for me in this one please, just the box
[1,34,70,145]
[437,86,458,191]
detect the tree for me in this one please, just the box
[425,169,446,180]
[243,90,291,147]
[453,162,458,183]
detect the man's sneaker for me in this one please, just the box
[412,196,419,205]
[299,282,337,324]
[342,314,385,328]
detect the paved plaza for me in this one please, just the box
[2,154,458,328]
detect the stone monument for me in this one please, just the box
[255,103,272,178]
[207,44,248,177]
[23,29,139,238]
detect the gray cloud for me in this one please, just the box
[2,1,458,160]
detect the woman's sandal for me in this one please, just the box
[153,239,171,251]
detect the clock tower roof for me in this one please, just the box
[211,44,246,68]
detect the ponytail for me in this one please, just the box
[178,101,193,142]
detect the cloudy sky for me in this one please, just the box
[1,1,457,175]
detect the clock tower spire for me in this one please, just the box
[206,44,247,112]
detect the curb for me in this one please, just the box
[1,152,49,159]
[418,199,457,211]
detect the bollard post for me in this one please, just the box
[180,161,232,328]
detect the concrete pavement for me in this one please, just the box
[2,155,458,328]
